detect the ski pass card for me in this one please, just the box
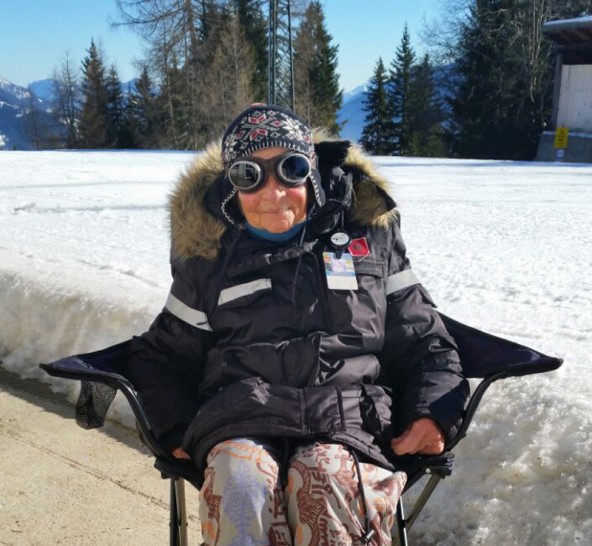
[323,252,358,290]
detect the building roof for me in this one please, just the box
[543,16,592,45]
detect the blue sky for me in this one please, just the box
[0,0,441,92]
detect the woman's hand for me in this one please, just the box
[391,418,445,456]
[172,447,191,460]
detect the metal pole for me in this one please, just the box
[268,0,276,105]
[287,0,294,110]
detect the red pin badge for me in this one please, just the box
[348,237,370,257]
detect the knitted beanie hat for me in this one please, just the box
[222,104,316,169]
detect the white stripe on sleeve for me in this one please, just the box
[386,269,420,295]
[165,292,212,331]
[218,278,272,306]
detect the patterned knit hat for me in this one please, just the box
[222,104,316,169]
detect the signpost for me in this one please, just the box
[554,127,569,160]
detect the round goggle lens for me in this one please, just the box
[227,153,313,192]
[228,161,262,190]
[279,154,311,183]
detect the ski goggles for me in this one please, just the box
[227,152,314,193]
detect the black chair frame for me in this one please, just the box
[40,314,562,546]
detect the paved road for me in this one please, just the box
[0,369,201,545]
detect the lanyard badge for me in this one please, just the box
[323,231,358,290]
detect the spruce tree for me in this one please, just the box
[126,65,160,148]
[160,56,190,148]
[360,58,395,155]
[106,65,125,148]
[408,54,446,157]
[294,0,343,132]
[235,0,268,101]
[448,0,519,158]
[79,39,109,148]
[389,25,415,156]
[52,53,80,148]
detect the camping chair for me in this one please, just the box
[40,314,562,546]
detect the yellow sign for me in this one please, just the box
[554,127,569,149]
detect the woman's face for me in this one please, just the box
[237,147,309,233]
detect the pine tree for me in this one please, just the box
[235,0,268,101]
[294,0,343,132]
[52,53,80,148]
[360,58,395,155]
[160,56,191,148]
[79,39,109,148]
[448,0,520,158]
[126,65,160,148]
[106,65,125,148]
[389,24,415,155]
[408,54,446,157]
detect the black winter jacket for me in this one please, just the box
[124,138,469,479]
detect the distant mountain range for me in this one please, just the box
[339,84,368,143]
[0,75,369,150]
[0,77,59,149]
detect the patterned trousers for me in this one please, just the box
[198,439,407,546]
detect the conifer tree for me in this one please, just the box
[199,11,257,138]
[106,65,125,148]
[360,58,395,155]
[389,24,415,155]
[236,0,268,101]
[52,53,80,148]
[408,54,446,157]
[126,65,160,148]
[294,0,342,132]
[160,56,190,148]
[79,39,109,148]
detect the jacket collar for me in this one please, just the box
[168,135,398,261]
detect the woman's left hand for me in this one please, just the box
[390,418,445,455]
[172,447,191,460]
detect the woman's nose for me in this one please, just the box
[261,174,285,197]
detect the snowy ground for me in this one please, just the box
[1,150,590,545]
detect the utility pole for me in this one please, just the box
[268,0,294,109]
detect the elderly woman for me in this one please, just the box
[124,104,468,545]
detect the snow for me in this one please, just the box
[1,150,591,544]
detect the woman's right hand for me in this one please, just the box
[172,447,191,459]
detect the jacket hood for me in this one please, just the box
[169,134,398,261]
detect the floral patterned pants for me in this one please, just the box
[198,439,407,546]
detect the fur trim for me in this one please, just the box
[169,134,398,260]
[340,142,398,229]
[168,141,226,261]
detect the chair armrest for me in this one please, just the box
[40,358,170,460]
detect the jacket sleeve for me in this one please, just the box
[378,222,469,443]
[124,257,215,451]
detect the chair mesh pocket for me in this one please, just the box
[75,380,116,429]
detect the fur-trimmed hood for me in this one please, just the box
[169,136,398,261]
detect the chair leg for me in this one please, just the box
[392,474,444,545]
[170,478,189,546]
[394,497,409,546]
